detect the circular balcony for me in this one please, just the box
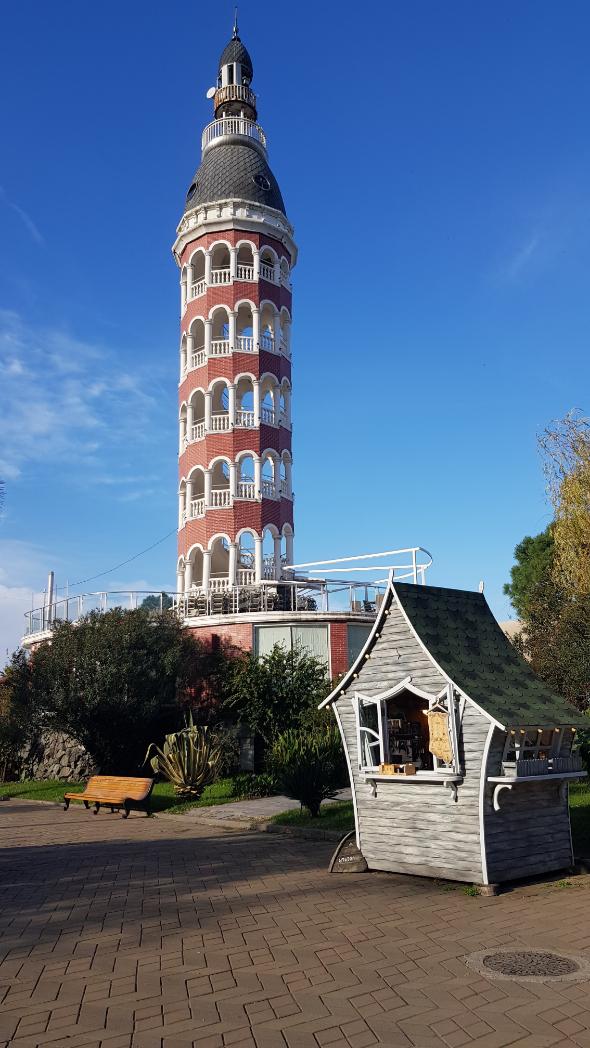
[201,117,267,154]
[214,84,256,112]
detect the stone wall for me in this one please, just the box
[20,731,96,782]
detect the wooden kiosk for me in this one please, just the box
[321,579,587,886]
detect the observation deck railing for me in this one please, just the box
[213,84,257,111]
[202,117,266,153]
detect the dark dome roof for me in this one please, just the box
[184,142,286,216]
[219,37,253,80]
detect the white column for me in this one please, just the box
[228,541,238,587]
[184,559,193,592]
[271,384,280,424]
[202,550,211,592]
[204,250,212,285]
[254,455,262,499]
[252,308,260,348]
[204,468,212,507]
[273,261,280,284]
[186,478,194,518]
[253,380,261,426]
[179,417,186,454]
[273,535,282,580]
[228,310,236,350]
[285,456,293,496]
[229,460,237,499]
[176,570,184,595]
[178,492,184,528]
[204,391,212,431]
[229,246,237,281]
[253,248,260,281]
[284,320,291,357]
[228,383,236,427]
[186,332,194,368]
[204,319,212,357]
[285,530,294,568]
[186,263,194,300]
[254,534,263,584]
[273,313,281,353]
[186,401,194,442]
[181,273,187,311]
[285,385,292,426]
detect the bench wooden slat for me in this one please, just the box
[63,775,154,818]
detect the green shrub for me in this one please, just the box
[269,725,346,817]
[230,771,277,799]
[145,716,221,798]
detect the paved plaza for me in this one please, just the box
[1,802,590,1048]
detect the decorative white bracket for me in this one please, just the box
[445,781,458,803]
[493,782,513,812]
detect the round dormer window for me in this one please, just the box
[253,173,270,191]
[186,182,197,201]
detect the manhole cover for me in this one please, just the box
[466,947,590,983]
[483,951,579,977]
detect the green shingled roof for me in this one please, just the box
[393,582,586,728]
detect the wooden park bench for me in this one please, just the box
[63,776,154,818]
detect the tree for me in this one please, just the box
[141,593,174,612]
[503,526,554,619]
[539,411,590,596]
[0,650,37,781]
[222,644,332,747]
[515,578,590,711]
[23,608,218,773]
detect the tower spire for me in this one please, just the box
[232,6,239,39]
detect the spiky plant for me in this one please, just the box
[144,714,221,798]
[269,724,346,817]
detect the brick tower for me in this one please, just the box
[174,20,296,607]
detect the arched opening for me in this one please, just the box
[236,303,254,353]
[262,526,279,580]
[235,375,254,428]
[180,333,187,377]
[261,451,278,499]
[259,247,277,283]
[210,536,230,590]
[279,307,291,356]
[210,379,229,432]
[210,243,231,285]
[236,242,254,281]
[179,404,187,451]
[189,390,205,441]
[260,303,276,352]
[188,318,206,369]
[210,459,230,508]
[280,451,292,498]
[279,378,291,427]
[238,530,256,586]
[260,374,278,425]
[210,307,230,357]
[280,257,290,286]
[237,454,255,499]
[188,250,206,299]
[186,467,205,519]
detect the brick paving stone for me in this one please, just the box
[1,802,590,1047]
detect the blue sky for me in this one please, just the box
[1,0,589,661]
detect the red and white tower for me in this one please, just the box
[174,22,296,606]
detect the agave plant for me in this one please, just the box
[144,714,221,798]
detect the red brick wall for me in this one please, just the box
[329,622,349,678]
[188,621,253,652]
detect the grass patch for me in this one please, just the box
[272,800,355,833]
[0,778,253,816]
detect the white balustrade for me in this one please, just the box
[210,339,231,357]
[210,413,230,432]
[190,498,205,519]
[280,478,289,496]
[236,335,254,353]
[191,422,205,441]
[237,481,255,499]
[262,555,276,579]
[279,336,289,355]
[261,479,276,499]
[210,267,231,285]
[209,576,230,592]
[190,279,206,299]
[237,568,256,586]
[236,409,255,428]
[260,333,275,352]
[259,262,275,282]
[210,488,231,508]
[261,406,275,425]
[236,264,254,281]
[191,349,206,368]
[202,117,267,152]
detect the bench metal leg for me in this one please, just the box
[93,802,100,815]
[63,797,70,812]
[83,800,89,810]
[122,803,131,819]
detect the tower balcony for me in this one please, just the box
[201,116,267,155]
[213,83,257,112]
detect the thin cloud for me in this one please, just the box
[0,186,44,246]
[505,234,540,279]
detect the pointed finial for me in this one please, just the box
[233,6,239,39]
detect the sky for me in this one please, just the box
[1,0,589,662]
